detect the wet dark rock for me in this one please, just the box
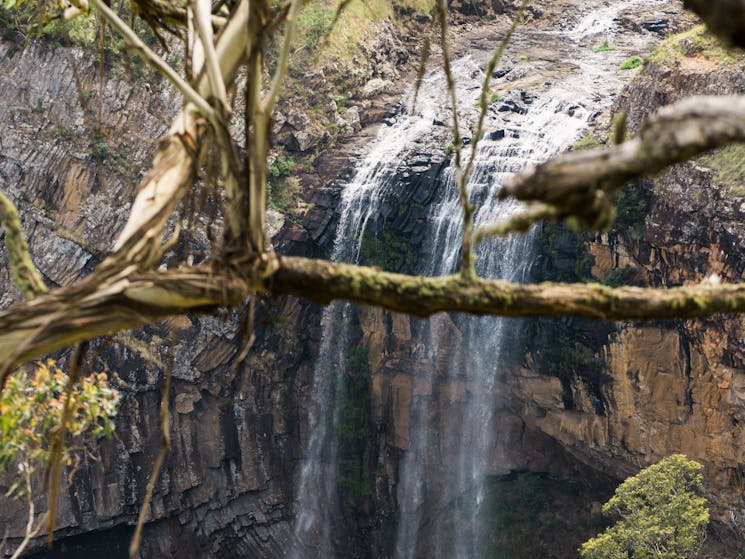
[642,18,669,35]
[487,129,506,141]
[520,91,537,104]
[498,99,528,114]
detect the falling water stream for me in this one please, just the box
[289,1,668,557]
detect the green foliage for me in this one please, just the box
[479,473,607,559]
[619,55,643,70]
[600,266,644,287]
[0,360,119,497]
[475,91,501,108]
[269,154,295,179]
[648,25,742,67]
[444,142,455,156]
[614,180,652,241]
[593,40,615,53]
[268,154,298,214]
[359,222,417,273]
[92,140,111,162]
[297,4,334,49]
[580,454,709,559]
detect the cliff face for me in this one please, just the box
[0,33,306,558]
[511,35,745,545]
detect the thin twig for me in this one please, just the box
[9,471,48,559]
[474,203,558,244]
[234,296,256,365]
[464,0,528,182]
[129,360,172,559]
[437,0,474,279]
[44,342,87,544]
[190,0,229,109]
[90,0,217,125]
[261,0,301,114]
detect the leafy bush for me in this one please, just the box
[614,180,652,241]
[445,142,455,156]
[0,360,120,496]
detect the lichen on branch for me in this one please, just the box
[0,192,47,300]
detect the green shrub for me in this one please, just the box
[573,134,604,151]
[269,154,295,178]
[298,5,334,48]
[620,55,643,70]
[614,180,652,241]
[701,143,745,187]
[444,142,455,156]
[92,140,111,162]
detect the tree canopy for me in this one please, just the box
[580,454,710,559]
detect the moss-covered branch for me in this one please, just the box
[0,192,47,300]
[273,257,745,320]
[5,256,745,372]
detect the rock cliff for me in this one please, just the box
[3,4,745,559]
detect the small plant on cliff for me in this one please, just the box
[445,142,455,156]
[619,55,644,70]
[580,454,709,559]
[593,39,615,53]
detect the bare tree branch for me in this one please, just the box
[0,266,246,371]
[112,0,250,255]
[474,203,558,242]
[0,193,47,299]
[684,0,745,48]
[499,95,745,228]
[129,362,171,559]
[261,0,301,115]
[90,0,217,124]
[190,0,228,110]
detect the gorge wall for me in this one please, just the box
[2,2,745,559]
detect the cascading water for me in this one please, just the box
[287,67,458,557]
[290,1,669,557]
[395,4,666,557]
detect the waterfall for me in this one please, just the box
[287,62,465,557]
[290,1,666,557]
